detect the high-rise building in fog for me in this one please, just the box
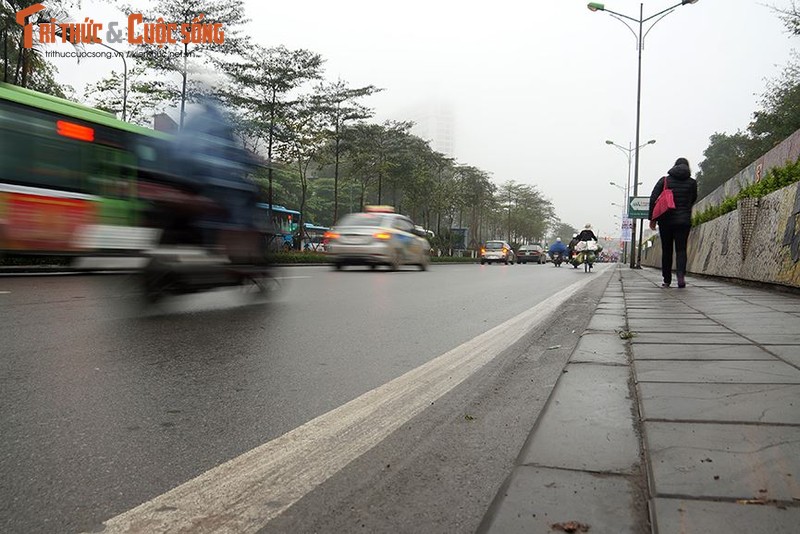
[399,99,455,159]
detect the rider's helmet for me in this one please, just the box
[556,237,562,242]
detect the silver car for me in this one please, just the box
[325,208,431,271]
[480,240,516,265]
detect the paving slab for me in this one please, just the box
[628,318,720,326]
[484,467,642,534]
[596,303,625,312]
[570,333,628,365]
[653,497,800,534]
[703,309,784,316]
[627,324,730,334]
[632,344,774,361]
[645,422,800,501]
[627,304,696,312]
[585,313,626,332]
[638,383,800,424]
[520,364,639,474]
[626,312,706,320]
[707,318,800,335]
[632,332,749,345]
[634,360,800,384]
[746,334,800,345]
[765,345,800,366]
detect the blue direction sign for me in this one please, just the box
[628,196,649,219]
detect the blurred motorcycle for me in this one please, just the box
[137,100,277,304]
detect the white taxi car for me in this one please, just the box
[480,240,516,265]
[325,206,431,271]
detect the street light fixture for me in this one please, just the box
[591,1,699,268]
[97,42,128,121]
[606,140,654,265]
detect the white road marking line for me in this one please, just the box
[94,267,607,534]
[0,291,10,294]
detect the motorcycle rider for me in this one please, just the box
[576,224,598,243]
[548,237,568,263]
[568,233,580,268]
[575,224,601,271]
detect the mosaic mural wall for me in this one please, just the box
[642,183,800,288]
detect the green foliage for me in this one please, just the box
[696,131,755,199]
[550,222,579,242]
[1,1,76,95]
[120,0,251,126]
[84,66,176,125]
[692,158,800,226]
[697,47,800,201]
[269,251,327,263]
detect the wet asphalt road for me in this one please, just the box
[0,262,609,533]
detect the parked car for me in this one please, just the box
[480,240,516,265]
[517,244,547,264]
[324,206,430,271]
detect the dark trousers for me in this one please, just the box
[658,223,691,284]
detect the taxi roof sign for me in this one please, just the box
[365,205,396,213]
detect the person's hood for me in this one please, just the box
[667,163,691,180]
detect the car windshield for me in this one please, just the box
[336,213,392,228]
[485,242,504,250]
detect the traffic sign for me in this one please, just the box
[628,196,649,219]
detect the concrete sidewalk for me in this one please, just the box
[481,266,800,533]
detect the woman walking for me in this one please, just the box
[648,157,698,288]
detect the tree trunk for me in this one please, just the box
[267,88,276,209]
[179,45,188,129]
[3,30,8,83]
[13,31,24,85]
[334,117,340,223]
[298,158,307,251]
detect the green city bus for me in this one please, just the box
[0,82,172,256]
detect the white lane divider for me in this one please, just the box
[0,291,10,294]
[94,266,609,534]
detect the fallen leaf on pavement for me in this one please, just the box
[736,499,767,505]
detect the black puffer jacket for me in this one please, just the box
[648,163,698,226]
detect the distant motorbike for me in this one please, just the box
[571,240,601,273]
[551,252,564,267]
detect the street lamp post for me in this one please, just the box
[97,42,128,122]
[609,180,627,261]
[590,0,699,269]
[607,139,653,265]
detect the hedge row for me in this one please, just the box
[692,159,800,226]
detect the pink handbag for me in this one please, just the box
[652,176,676,220]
